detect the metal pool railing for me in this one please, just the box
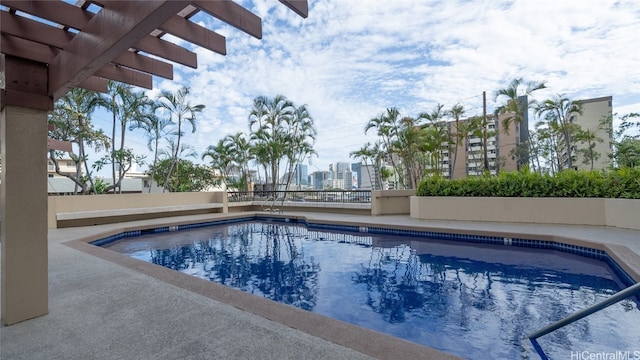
[527,281,640,340]
[227,190,372,204]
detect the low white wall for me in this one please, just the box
[48,192,226,228]
[605,198,640,230]
[371,190,415,215]
[410,196,640,230]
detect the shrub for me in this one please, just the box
[416,168,640,199]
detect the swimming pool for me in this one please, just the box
[100,218,640,359]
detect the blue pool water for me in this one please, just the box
[102,220,640,359]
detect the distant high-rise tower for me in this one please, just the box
[293,164,308,185]
[330,162,350,180]
[312,171,332,190]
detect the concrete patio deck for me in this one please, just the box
[1,212,639,359]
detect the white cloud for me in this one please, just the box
[113,0,640,174]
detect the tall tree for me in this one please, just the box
[446,104,466,179]
[418,104,449,178]
[394,116,426,188]
[365,108,403,188]
[494,77,546,133]
[536,94,583,170]
[599,113,640,168]
[494,78,547,171]
[459,116,487,176]
[102,81,153,193]
[282,104,317,190]
[533,121,563,174]
[574,128,603,170]
[451,117,477,176]
[350,143,375,190]
[248,95,295,191]
[48,88,109,194]
[224,132,253,191]
[202,139,235,187]
[156,87,205,192]
[129,106,177,192]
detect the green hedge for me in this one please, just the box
[416,168,640,199]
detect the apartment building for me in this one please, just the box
[443,109,522,179]
[559,96,613,170]
[446,95,612,176]
[47,157,83,178]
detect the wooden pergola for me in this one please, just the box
[0,0,308,325]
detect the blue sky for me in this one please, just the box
[87,0,640,174]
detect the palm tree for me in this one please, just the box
[534,121,562,174]
[536,94,583,170]
[460,116,487,176]
[202,139,235,187]
[129,106,177,192]
[418,104,448,178]
[248,95,295,191]
[601,113,640,168]
[152,140,198,191]
[495,78,546,171]
[574,128,603,170]
[494,77,546,133]
[282,104,317,190]
[446,104,465,179]
[453,118,477,176]
[224,132,253,191]
[350,143,375,189]
[103,80,153,193]
[394,116,426,188]
[48,88,109,194]
[156,87,205,192]
[365,108,403,188]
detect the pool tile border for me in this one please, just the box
[89,214,637,287]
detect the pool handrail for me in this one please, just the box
[527,281,640,340]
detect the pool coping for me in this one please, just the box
[64,212,640,359]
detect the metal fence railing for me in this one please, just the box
[227,190,372,203]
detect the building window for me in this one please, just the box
[48,174,54,178]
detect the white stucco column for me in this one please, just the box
[1,105,49,325]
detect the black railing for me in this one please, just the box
[227,190,372,203]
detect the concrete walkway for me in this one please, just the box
[1,212,639,360]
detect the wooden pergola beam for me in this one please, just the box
[131,35,198,69]
[2,0,197,71]
[159,15,227,56]
[94,64,152,90]
[0,11,173,81]
[78,76,108,93]
[113,51,173,80]
[0,33,58,65]
[0,11,74,49]
[0,0,92,30]
[0,34,107,93]
[279,0,309,18]
[193,0,262,39]
[48,1,189,99]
